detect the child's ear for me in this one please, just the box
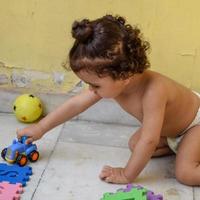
[123,77,131,85]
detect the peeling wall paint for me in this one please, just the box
[0,74,9,85]
[53,72,65,85]
[0,62,81,94]
[11,69,51,87]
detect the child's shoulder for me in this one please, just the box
[146,70,170,82]
[143,70,193,104]
[145,70,181,91]
[142,70,181,103]
[144,70,171,93]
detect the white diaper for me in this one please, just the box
[167,91,200,153]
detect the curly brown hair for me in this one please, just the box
[68,14,150,80]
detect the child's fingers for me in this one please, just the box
[16,128,23,138]
[17,128,29,136]
[105,175,114,183]
[16,129,19,138]
[103,165,112,170]
[26,137,33,144]
[16,128,35,144]
[99,166,112,179]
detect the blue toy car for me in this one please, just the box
[1,136,39,166]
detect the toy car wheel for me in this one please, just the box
[28,150,39,162]
[16,154,28,166]
[1,148,7,160]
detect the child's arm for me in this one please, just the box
[124,87,167,181]
[17,89,101,143]
[38,89,101,132]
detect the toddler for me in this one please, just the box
[18,15,200,186]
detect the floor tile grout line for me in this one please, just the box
[58,140,129,149]
[193,187,195,200]
[70,118,140,128]
[0,112,140,129]
[30,126,64,200]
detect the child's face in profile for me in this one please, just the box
[76,70,129,98]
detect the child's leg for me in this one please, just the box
[175,125,200,186]
[152,141,174,157]
[128,131,174,157]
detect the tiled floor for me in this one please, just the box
[0,113,199,200]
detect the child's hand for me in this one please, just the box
[17,123,45,144]
[99,166,130,184]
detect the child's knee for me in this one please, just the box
[175,165,195,186]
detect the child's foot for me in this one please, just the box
[99,165,130,184]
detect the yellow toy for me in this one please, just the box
[13,94,43,123]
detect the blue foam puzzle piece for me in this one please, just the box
[0,163,32,186]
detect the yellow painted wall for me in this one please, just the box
[0,0,200,93]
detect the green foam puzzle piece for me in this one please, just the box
[100,188,147,200]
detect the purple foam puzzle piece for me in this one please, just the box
[147,191,163,200]
[121,184,163,200]
[123,184,142,192]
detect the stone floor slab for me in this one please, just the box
[0,113,199,200]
